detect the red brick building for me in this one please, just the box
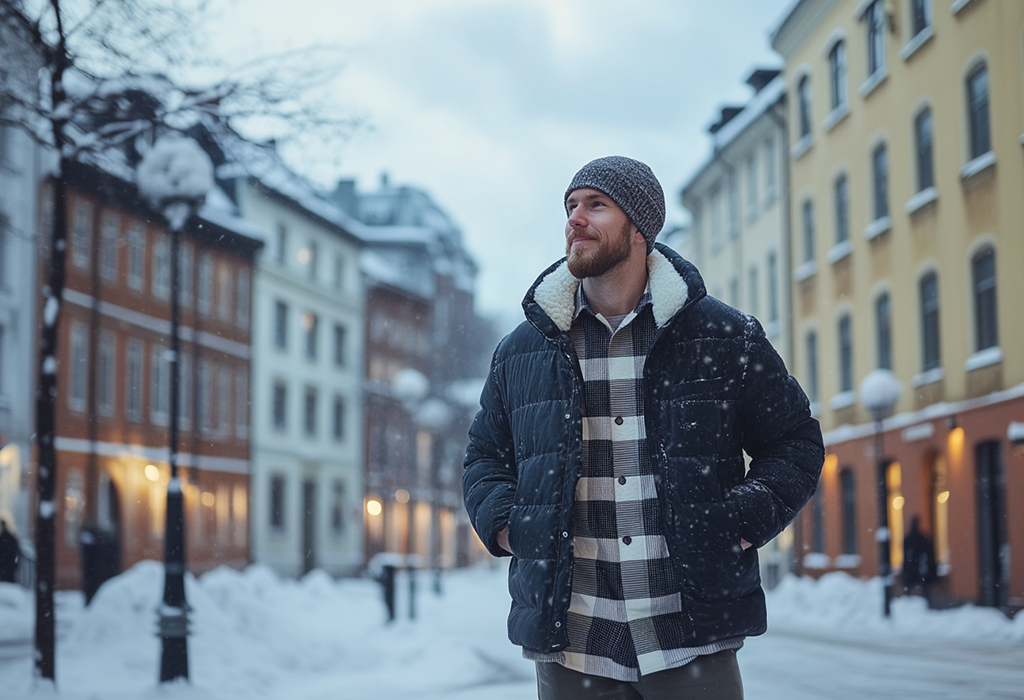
[44,160,261,589]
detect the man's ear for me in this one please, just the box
[632,226,646,246]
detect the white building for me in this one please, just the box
[231,162,366,578]
[678,68,794,586]
[0,28,44,548]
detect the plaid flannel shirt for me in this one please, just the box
[524,283,741,681]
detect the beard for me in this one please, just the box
[566,221,634,279]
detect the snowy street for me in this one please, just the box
[2,561,1023,699]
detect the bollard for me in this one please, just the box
[381,564,396,623]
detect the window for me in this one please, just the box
[802,200,815,263]
[767,253,779,323]
[876,293,892,370]
[865,0,886,77]
[332,394,345,442]
[150,344,169,425]
[179,242,193,308]
[914,109,935,192]
[275,224,287,266]
[765,138,777,197]
[69,322,89,411]
[274,300,288,350]
[125,338,143,422]
[179,352,192,428]
[811,484,825,554]
[333,253,345,291]
[236,270,250,329]
[829,41,847,110]
[333,324,347,367]
[152,235,170,299]
[304,312,319,361]
[840,467,857,555]
[872,143,889,221]
[798,75,812,139]
[920,272,941,371]
[834,174,849,244]
[216,262,232,322]
[727,175,739,238]
[64,469,84,547]
[745,156,757,216]
[304,385,318,437]
[747,266,759,317]
[806,331,820,404]
[911,0,930,37]
[99,212,119,282]
[71,201,92,269]
[972,247,998,351]
[235,369,248,439]
[97,331,116,417]
[232,485,247,546]
[272,380,287,430]
[218,366,232,434]
[269,474,286,530]
[307,240,319,281]
[196,359,210,430]
[838,314,853,393]
[331,480,345,535]
[967,64,991,160]
[197,252,213,315]
[709,186,722,250]
[127,225,145,291]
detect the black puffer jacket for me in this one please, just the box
[463,243,824,654]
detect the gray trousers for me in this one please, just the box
[536,649,743,700]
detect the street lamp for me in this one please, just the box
[859,369,903,618]
[138,133,213,682]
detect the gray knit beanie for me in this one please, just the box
[564,156,666,252]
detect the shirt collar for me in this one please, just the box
[573,279,653,324]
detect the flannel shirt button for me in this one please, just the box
[622,536,632,545]
[614,416,624,425]
[618,476,626,485]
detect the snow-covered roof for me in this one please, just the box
[711,75,785,152]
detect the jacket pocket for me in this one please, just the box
[660,397,722,459]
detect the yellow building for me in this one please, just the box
[772,0,1024,609]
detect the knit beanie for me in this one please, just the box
[564,156,666,252]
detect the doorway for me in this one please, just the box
[975,440,1008,608]
[302,480,317,576]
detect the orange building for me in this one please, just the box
[44,160,261,589]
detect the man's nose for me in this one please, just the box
[567,206,587,229]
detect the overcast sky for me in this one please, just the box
[204,0,793,332]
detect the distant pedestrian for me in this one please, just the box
[0,518,21,583]
[903,516,937,603]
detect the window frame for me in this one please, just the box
[829,40,848,111]
[914,108,935,192]
[966,63,991,161]
[972,246,998,352]
[838,314,854,393]
[919,271,941,371]
[872,142,890,221]
[876,292,893,370]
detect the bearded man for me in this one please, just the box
[463,156,823,699]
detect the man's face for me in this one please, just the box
[564,188,638,279]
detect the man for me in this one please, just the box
[902,515,937,604]
[464,156,824,699]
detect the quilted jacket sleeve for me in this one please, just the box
[463,346,517,558]
[731,314,825,547]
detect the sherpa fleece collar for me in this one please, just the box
[530,247,691,333]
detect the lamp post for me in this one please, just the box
[137,133,213,682]
[859,369,903,618]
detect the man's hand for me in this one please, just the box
[497,526,511,554]
[740,538,753,551]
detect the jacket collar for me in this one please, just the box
[523,242,707,336]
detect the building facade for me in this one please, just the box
[772,0,1024,608]
[48,159,260,589]
[677,68,794,587]
[240,171,366,578]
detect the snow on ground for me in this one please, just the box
[1,562,1022,699]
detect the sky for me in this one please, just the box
[3,562,1024,698]
[201,0,795,331]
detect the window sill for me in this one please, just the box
[803,553,831,570]
[859,68,888,99]
[951,0,979,15]
[960,151,996,181]
[965,346,1002,372]
[905,187,938,216]
[794,260,817,282]
[912,367,944,388]
[824,103,850,133]
[831,390,856,410]
[900,26,934,61]
[827,240,852,264]
[834,554,862,569]
[865,216,892,240]
[791,135,814,160]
